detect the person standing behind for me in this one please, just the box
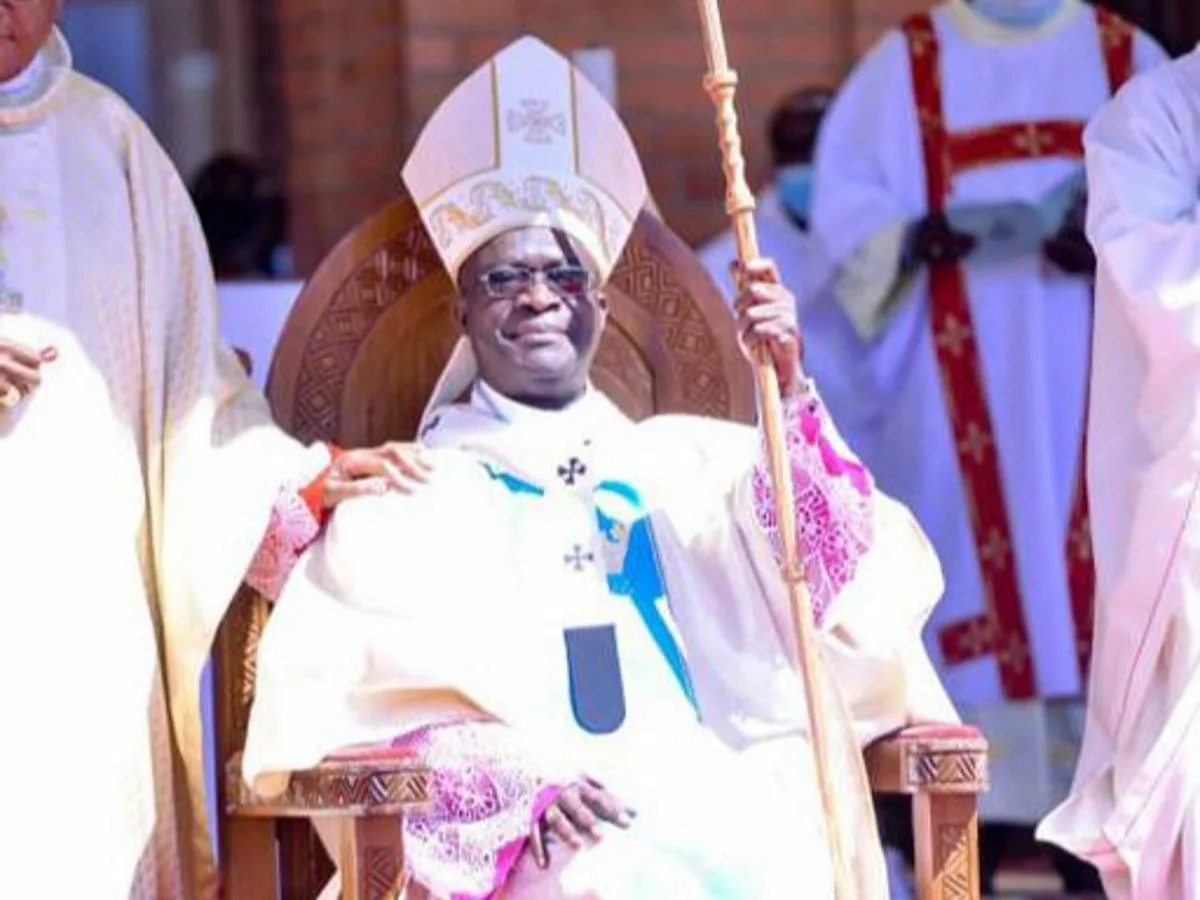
[0,4,422,897]
[1038,47,1200,900]
[701,86,830,298]
[810,0,1165,891]
[191,153,288,281]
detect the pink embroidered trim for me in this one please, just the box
[245,486,321,601]
[753,390,875,625]
[392,721,561,900]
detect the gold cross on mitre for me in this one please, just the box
[400,35,648,286]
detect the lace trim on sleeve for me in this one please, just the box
[394,720,560,900]
[244,485,321,602]
[752,386,875,625]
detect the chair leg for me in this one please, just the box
[279,819,337,899]
[339,816,406,900]
[221,817,279,900]
[911,792,981,900]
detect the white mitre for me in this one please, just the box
[403,36,650,430]
[402,35,648,283]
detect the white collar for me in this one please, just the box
[473,379,597,427]
[0,29,72,122]
[0,54,44,96]
[947,0,1081,45]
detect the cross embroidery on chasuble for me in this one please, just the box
[481,461,697,734]
[900,8,1133,698]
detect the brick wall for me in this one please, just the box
[272,0,410,270]
[272,0,929,273]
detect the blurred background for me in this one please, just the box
[64,0,1198,278]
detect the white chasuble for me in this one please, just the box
[244,383,956,898]
[0,32,319,898]
[811,0,1165,822]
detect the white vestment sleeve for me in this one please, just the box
[651,403,955,750]
[1084,65,1200,391]
[812,31,925,342]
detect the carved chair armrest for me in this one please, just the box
[865,724,988,796]
[225,749,432,820]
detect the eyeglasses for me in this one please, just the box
[478,263,593,299]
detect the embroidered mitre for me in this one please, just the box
[401,36,648,282]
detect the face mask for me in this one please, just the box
[971,0,1063,29]
[775,164,814,222]
[269,244,294,279]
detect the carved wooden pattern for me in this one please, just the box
[938,824,971,900]
[283,221,443,445]
[363,846,401,900]
[909,744,989,793]
[265,195,755,449]
[606,235,734,419]
[228,754,431,817]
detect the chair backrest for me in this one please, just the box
[264,196,754,445]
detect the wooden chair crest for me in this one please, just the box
[264,196,755,446]
[214,198,987,900]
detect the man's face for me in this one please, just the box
[455,226,606,409]
[0,0,57,83]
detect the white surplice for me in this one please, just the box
[0,32,321,898]
[1036,48,1200,899]
[244,381,956,898]
[699,188,879,462]
[810,0,1165,822]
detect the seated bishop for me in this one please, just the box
[242,36,957,899]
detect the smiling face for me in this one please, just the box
[454,226,607,409]
[0,0,58,84]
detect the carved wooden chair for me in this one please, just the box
[214,198,989,900]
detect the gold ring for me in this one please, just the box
[0,385,20,409]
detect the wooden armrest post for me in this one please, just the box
[221,818,279,900]
[913,792,979,900]
[340,816,405,900]
[865,727,988,900]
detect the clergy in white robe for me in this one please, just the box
[700,88,877,462]
[0,16,419,897]
[242,36,957,900]
[810,0,1165,838]
[1037,48,1200,900]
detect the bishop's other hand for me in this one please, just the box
[321,442,433,507]
[731,258,804,397]
[529,778,634,869]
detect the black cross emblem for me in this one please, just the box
[558,457,587,486]
[564,544,595,571]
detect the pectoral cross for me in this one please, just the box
[564,544,594,571]
[558,457,587,486]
